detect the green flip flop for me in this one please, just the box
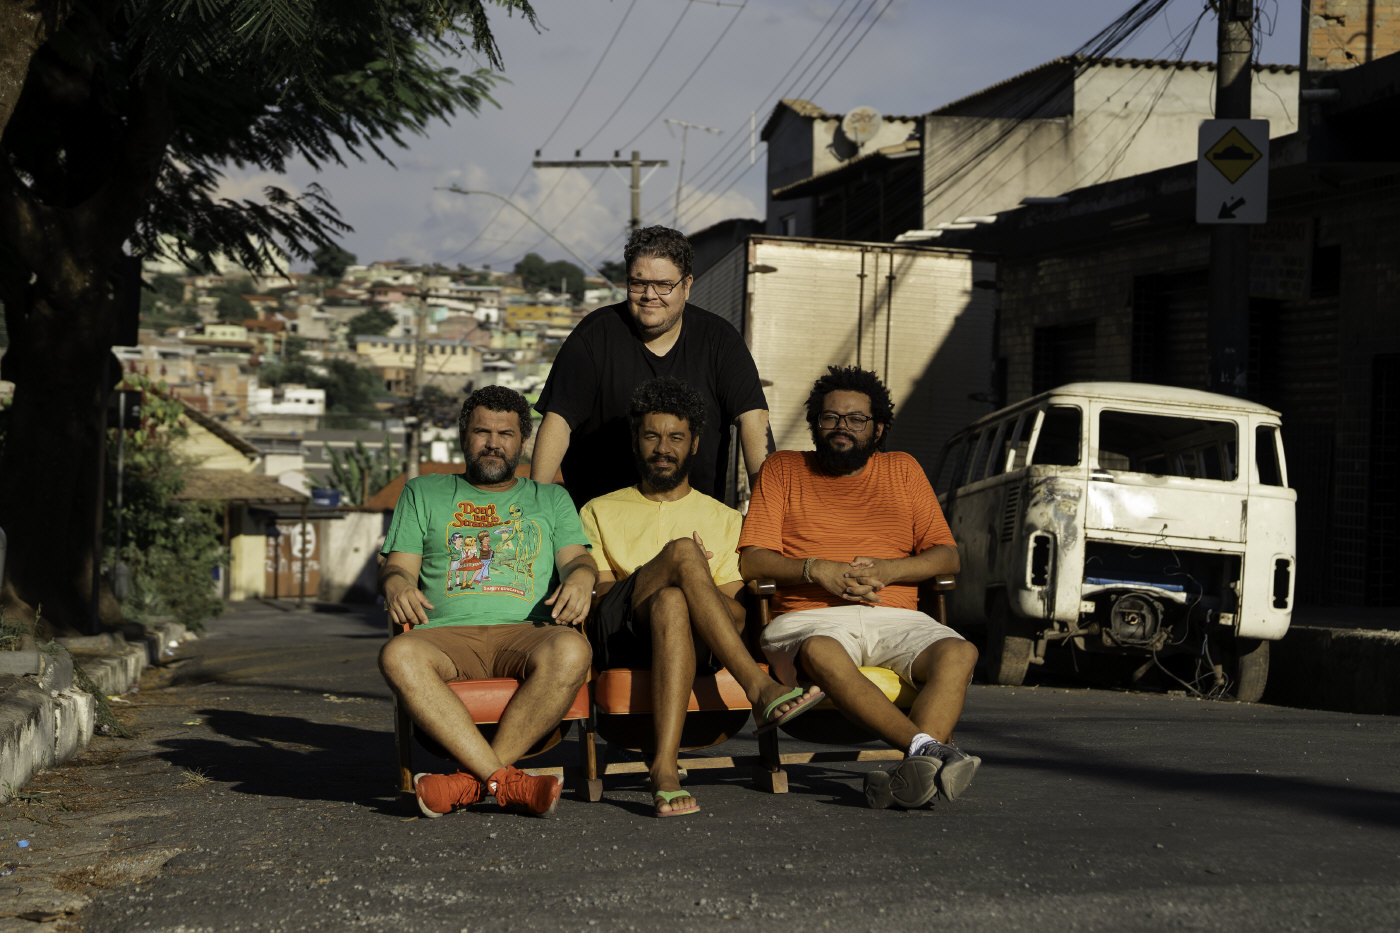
[755,685,826,735]
[653,789,700,818]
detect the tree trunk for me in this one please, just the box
[0,288,125,636]
[0,2,68,135]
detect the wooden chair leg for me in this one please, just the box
[394,697,415,795]
[752,728,788,794]
[578,717,604,801]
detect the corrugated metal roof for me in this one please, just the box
[174,469,308,502]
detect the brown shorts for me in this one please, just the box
[400,623,586,681]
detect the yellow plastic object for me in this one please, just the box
[811,666,917,710]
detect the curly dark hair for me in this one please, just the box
[804,365,895,450]
[459,385,533,442]
[629,377,707,437]
[624,225,693,280]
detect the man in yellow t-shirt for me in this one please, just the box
[579,378,823,818]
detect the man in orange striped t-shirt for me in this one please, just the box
[738,365,981,810]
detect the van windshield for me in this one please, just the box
[1097,410,1238,480]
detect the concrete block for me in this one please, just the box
[1266,625,1400,715]
[52,687,95,763]
[0,650,41,677]
[0,678,56,801]
[78,645,146,697]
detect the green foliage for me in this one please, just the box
[346,307,396,337]
[106,376,225,630]
[257,345,386,427]
[597,260,625,285]
[322,358,386,428]
[209,278,256,322]
[312,244,357,279]
[514,253,585,298]
[325,438,398,505]
[141,273,200,327]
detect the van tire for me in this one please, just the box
[1232,637,1269,702]
[986,595,1033,686]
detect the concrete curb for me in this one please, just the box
[0,621,193,803]
[1265,624,1400,715]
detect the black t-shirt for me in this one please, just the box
[534,301,767,509]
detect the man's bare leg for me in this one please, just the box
[631,538,819,717]
[907,638,979,743]
[638,587,700,816]
[489,627,592,766]
[379,636,504,780]
[795,635,920,749]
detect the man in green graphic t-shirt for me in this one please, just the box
[378,386,598,820]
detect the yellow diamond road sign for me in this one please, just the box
[1206,127,1263,184]
[1197,119,1269,224]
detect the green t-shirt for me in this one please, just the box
[381,473,587,628]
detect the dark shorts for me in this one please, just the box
[586,574,722,675]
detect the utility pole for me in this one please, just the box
[405,283,427,479]
[664,119,723,227]
[1208,0,1255,396]
[531,151,668,232]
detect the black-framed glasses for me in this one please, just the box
[626,278,682,296]
[817,411,874,430]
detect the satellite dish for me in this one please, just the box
[841,106,883,146]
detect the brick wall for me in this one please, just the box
[1307,0,1400,71]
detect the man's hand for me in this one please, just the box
[692,531,714,561]
[545,572,592,626]
[842,556,889,603]
[806,558,880,604]
[546,544,597,627]
[380,552,432,628]
[384,579,434,628]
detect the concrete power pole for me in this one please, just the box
[405,287,427,479]
[664,119,723,227]
[531,151,668,232]
[1208,0,1255,396]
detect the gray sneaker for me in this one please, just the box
[863,756,940,810]
[911,739,981,801]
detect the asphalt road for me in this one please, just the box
[3,602,1399,932]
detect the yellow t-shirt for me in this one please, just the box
[579,485,742,586]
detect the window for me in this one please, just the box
[966,429,993,485]
[1031,406,1082,466]
[1256,425,1285,486]
[1097,410,1238,480]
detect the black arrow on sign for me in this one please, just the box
[1218,197,1246,219]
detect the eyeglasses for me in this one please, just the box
[626,278,682,296]
[817,411,874,430]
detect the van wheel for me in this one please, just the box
[986,596,1033,686]
[1232,637,1269,702]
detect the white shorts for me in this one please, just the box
[759,605,964,688]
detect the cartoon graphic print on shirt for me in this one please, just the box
[442,499,543,602]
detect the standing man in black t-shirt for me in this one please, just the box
[531,226,770,509]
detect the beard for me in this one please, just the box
[812,429,879,475]
[466,447,520,485]
[636,450,693,492]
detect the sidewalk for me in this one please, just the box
[0,620,193,803]
[1,600,1397,803]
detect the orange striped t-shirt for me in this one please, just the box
[737,449,954,615]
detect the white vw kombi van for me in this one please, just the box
[933,383,1296,701]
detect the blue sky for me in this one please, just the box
[226,0,1303,272]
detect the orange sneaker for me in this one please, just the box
[414,770,484,818]
[487,767,562,817]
